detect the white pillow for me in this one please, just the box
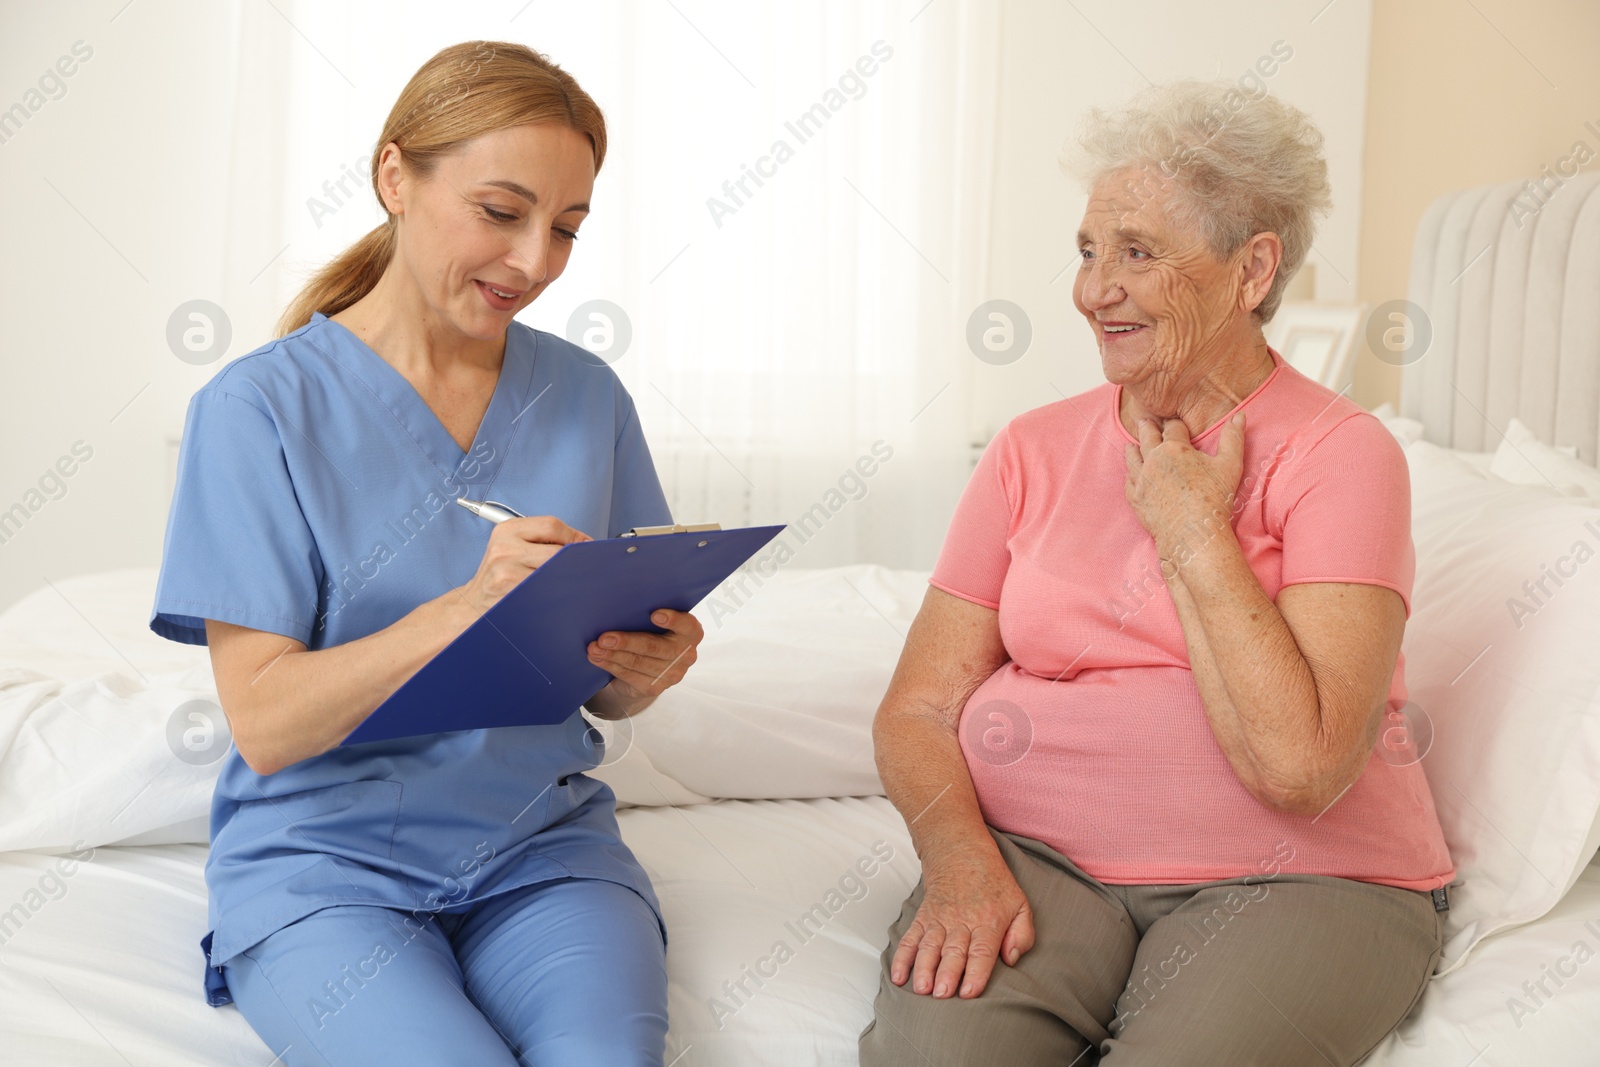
[584,714,713,808]
[0,565,919,823]
[1403,438,1491,491]
[1369,402,1426,446]
[0,571,220,848]
[1490,416,1600,501]
[0,568,208,685]
[613,564,926,801]
[1401,440,1600,976]
[1369,403,1502,472]
[0,664,226,853]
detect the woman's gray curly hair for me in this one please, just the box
[1061,79,1333,324]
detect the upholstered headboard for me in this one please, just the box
[1401,172,1600,463]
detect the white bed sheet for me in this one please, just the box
[3,565,1599,1064]
[2,795,1598,1066]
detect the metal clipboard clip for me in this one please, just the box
[618,522,723,538]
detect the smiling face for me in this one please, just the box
[375,123,596,342]
[1072,166,1271,406]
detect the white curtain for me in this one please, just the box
[221,0,1002,570]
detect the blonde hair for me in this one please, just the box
[1061,79,1331,324]
[276,41,606,336]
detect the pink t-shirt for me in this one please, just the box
[930,348,1454,890]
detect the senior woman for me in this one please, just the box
[150,43,697,1066]
[860,81,1453,1066]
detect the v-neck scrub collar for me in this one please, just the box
[306,310,534,487]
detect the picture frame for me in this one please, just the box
[1265,302,1366,392]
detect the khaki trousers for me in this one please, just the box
[859,829,1444,1066]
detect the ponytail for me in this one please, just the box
[275,220,397,337]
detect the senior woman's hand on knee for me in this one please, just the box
[872,587,1037,999]
[890,846,1036,999]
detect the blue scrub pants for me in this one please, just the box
[221,877,668,1066]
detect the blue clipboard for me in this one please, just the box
[340,524,785,746]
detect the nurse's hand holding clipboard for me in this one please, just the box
[454,508,705,721]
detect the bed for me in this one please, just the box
[4,176,1600,1065]
[2,792,1597,1067]
[1,545,1598,1067]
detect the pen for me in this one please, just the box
[455,497,524,524]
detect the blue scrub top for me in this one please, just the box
[149,311,673,1007]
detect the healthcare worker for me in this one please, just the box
[149,41,699,1066]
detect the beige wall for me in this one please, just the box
[1356,0,1600,409]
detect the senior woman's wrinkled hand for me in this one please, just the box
[890,846,1036,999]
[1123,411,1247,575]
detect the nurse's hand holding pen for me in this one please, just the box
[454,506,592,609]
[453,498,705,721]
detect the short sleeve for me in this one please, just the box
[928,424,1016,610]
[606,391,672,538]
[1276,412,1414,618]
[150,389,324,646]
